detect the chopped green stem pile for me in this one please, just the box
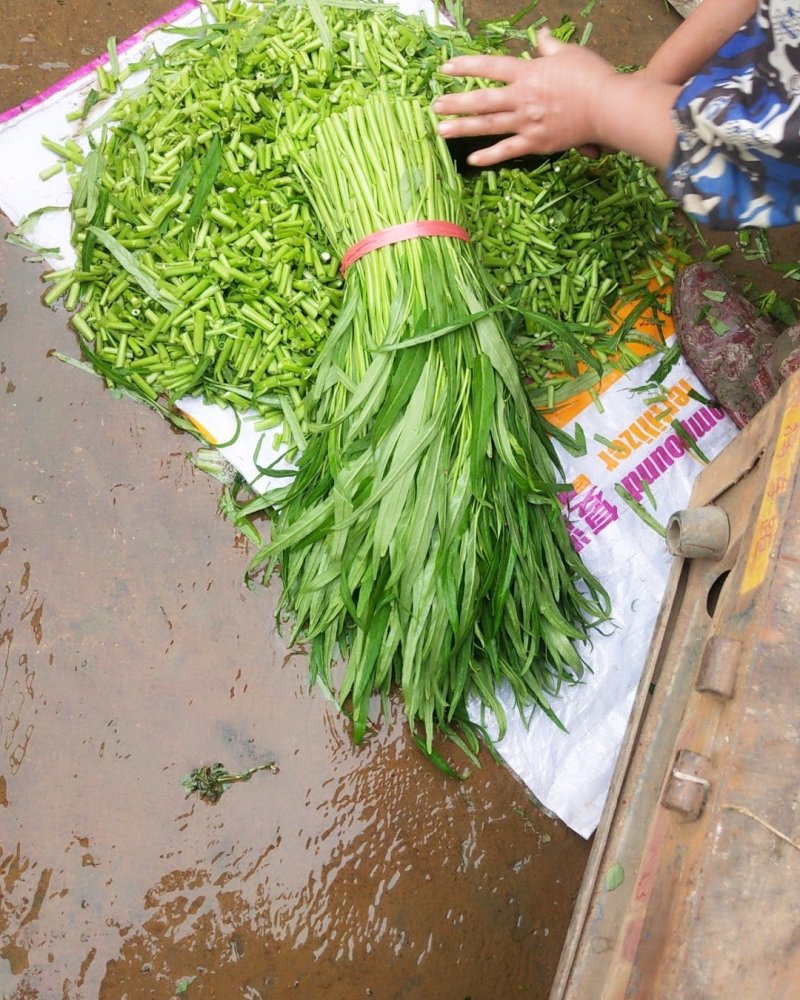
[38,0,681,436]
[465,152,682,400]
[256,95,609,755]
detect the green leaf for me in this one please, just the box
[670,418,709,464]
[687,388,716,407]
[4,233,62,257]
[185,134,223,231]
[758,291,797,326]
[593,433,624,452]
[305,0,333,50]
[708,314,731,337]
[170,158,194,196]
[641,477,657,511]
[106,36,120,80]
[614,484,666,537]
[73,149,105,223]
[15,204,63,234]
[547,421,587,458]
[399,166,423,214]
[279,396,307,453]
[647,343,681,386]
[86,227,179,307]
[379,306,502,352]
[372,344,427,443]
[470,353,496,485]
[605,862,624,891]
[81,186,108,271]
[50,351,101,377]
[411,730,469,779]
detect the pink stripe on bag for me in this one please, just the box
[0,0,201,124]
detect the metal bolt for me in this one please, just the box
[666,505,730,560]
[662,749,712,821]
[696,635,741,699]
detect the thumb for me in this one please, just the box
[536,26,566,58]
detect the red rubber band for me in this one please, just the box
[340,220,470,275]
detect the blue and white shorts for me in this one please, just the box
[665,0,800,229]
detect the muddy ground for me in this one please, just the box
[1,1,798,998]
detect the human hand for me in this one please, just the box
[433,28,617,167]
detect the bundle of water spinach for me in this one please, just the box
[256,95,609,760]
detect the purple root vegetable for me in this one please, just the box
[673,263,784,428]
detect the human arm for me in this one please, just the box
[434,30,680,170]
[645,0,757,84]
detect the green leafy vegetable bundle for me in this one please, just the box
[256,94,609,756]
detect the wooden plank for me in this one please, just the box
[556,373,800,999]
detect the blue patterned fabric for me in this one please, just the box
[665,0,800,229]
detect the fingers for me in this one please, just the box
[439,54,525,84]
[437,110,521,139]
[433,85,516,118]
[433,39,561,165]
[464,134,534,168]
[534,26,565,58]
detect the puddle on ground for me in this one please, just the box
[0,219,589,997]
[0,176,588,1000]
[0,0,594,986]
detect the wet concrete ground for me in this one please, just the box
[1,1,798,998]
[2,199,588,999]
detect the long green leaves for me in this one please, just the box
[86,227,180,307]
[185,134,223,231]
[256,95,609,757]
